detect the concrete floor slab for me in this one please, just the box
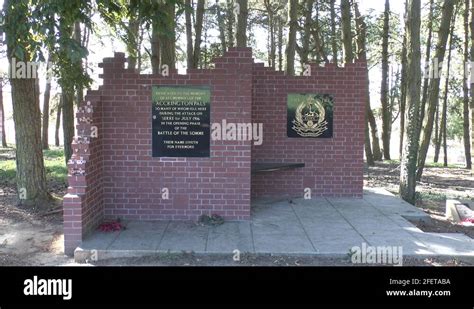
[252,231,315,254]
[75,188,474,263]
[108,221,168,250]
[363,188,429,218]
[80,231,121,250]
[410,232,474,256]
[310,230,367,254]
[207,221,254,253]
[363,234,434,255]
[157,221,208,252]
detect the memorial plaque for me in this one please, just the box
[287,93,334,138]
[152,86,211,157]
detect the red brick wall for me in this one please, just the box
[251,62,367,198]
[100,50,252,223]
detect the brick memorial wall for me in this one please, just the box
[63,48,367,254]
[251,61,367,198]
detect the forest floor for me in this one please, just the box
[0,147,72,266]
[0,147,472,266]
[364,160,474,239]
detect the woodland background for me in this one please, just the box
[0,0,472,207]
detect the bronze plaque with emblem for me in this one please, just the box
[287,93,333,138]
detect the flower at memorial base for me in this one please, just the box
[98,221,123,232]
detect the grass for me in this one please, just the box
[415,191,447,202]
[424,162,461,169]
[379,159,460,169]
[0,160,16,184]
[0,147,67,185]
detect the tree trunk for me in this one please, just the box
[443,102,448,167]
[400,0,422,205]
[363,90,376,166]
[381,0,391,160]
[160,2,176,71]
[416,0,457,181]
[185,0,193,69]
[151,23,160,74]
[127,13,140,70]
[285,0,298,76]
[4,0,50,207]
[354,1,374,165]
[312,4,328,64]
[354,1,382,161]
[438,17,455,167]
[0,79,6,147]
[216,0,227,52]
[42,60,52,150]
[267,1,276,68]
[330,0,338,65]
[471,0,474,171]
[368,109,383,161]
[236,0,248,47]
[419,0,435,129]
[399,31,408,158]
[354,2,382,161]
[62,91,74,164]
[55,99,62,147]
[10,77,51,207]
[464,0,473,168]
[440,84,448,167]
[193,0,205,68]
[341,0,353,63]
[434,103,441,163]
[278,15,283,71]
[365,122,374,166]
[74,22,84,104]
[59,22,82,164]
[300,0,315,68]
[202,20,209,69]
[226,0,235,48]
[389,66,398,119]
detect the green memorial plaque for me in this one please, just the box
[152,86,211,157]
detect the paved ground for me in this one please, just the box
[76,188,474,262]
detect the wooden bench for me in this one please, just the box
[251,162,305,174]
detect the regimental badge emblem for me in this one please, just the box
[287,93,334,138]
[292,96,328,137]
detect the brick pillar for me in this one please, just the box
[63,94,104,256]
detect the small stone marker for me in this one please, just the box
[446,199,474,225]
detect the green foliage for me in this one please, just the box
[446,97,464,141]
[365,8,402,67]
[97,0,181,47]
[0,148,67,185]
[2,0,93,93]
